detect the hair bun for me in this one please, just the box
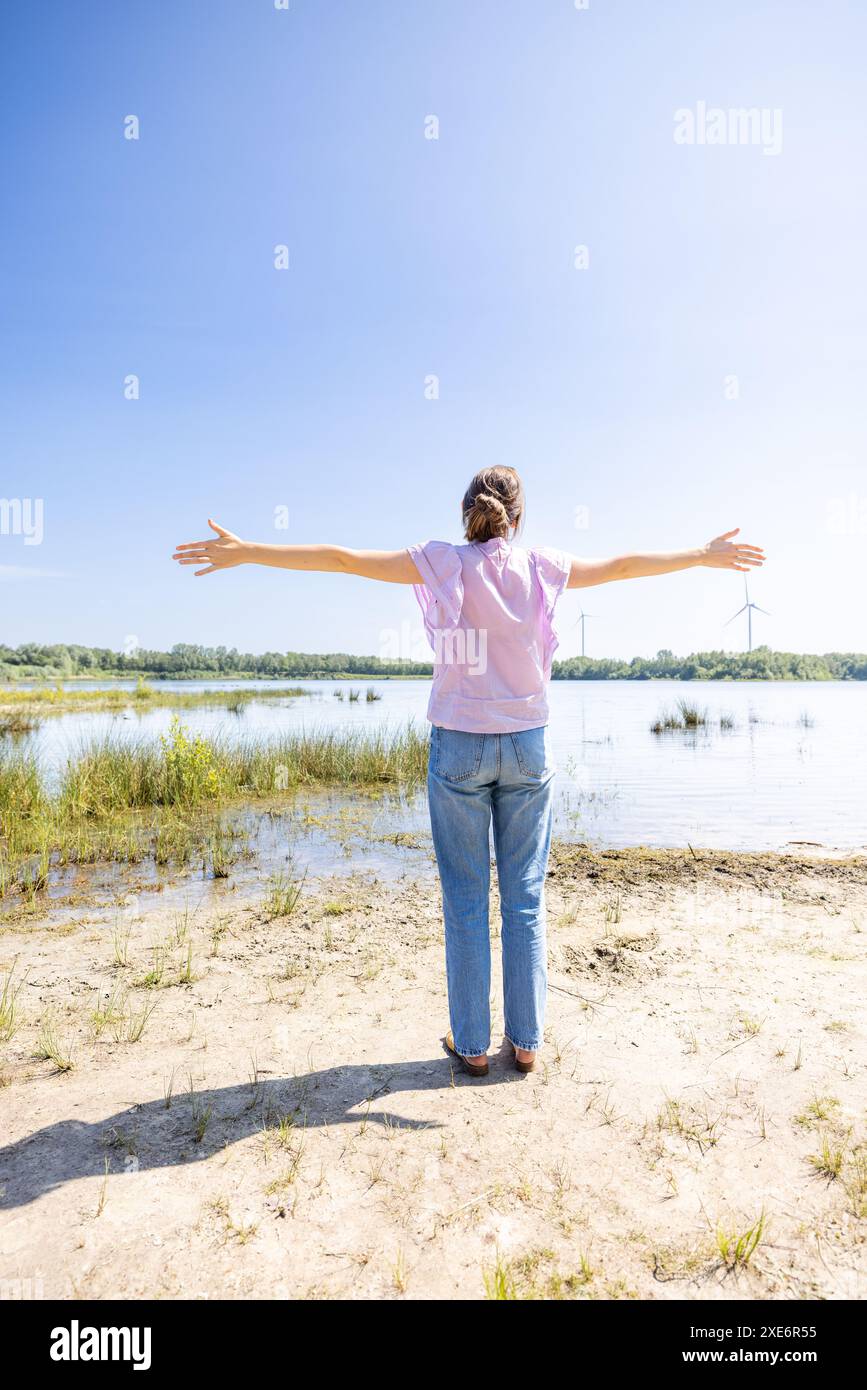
[474,493,507,517]
[461,466,524,543]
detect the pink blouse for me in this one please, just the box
[407,538,571,734]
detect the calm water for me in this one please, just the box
[7,678,867,852]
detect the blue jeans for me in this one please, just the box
[427,724,555,1056]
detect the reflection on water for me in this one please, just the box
[5,677,867,852]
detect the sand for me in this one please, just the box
[1,844,865,1301]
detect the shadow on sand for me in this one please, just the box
[0,1042,526,1209]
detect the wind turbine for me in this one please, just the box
[725,577,769,653]
[575,608,596,658]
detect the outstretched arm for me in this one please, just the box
[566,528,765,589]
[173,520,422,584]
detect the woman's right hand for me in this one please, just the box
[172,519,249,576]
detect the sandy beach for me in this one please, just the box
[1,843,865,1301]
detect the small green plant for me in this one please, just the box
[112,920,132,968]
[123,998,157,1043]
[208,1195,258,1245]
[179,940,195,985]
[716,1211,765,1269]
[137,943,168,989]
[843,1148,867,1217]
[392,1248,409,1293]
[483,1252,518,1300]
[34,1016,75,1072]
[90,987,127,1038]
[795,1095,840,1128]
[95,1155,110,1216]
[265,868,306,919]
[189,1078,212,1143]
[808,1134,845,1180]
[210,916,230,955]
[604,894,622,926]
[0,963,26,1042]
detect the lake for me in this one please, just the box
[8,678,866,853]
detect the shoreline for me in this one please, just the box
[4,842,867,932]
[3,672,866,684]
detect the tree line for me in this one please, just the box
[1,643,865,681]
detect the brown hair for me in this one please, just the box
[461,466,524,543]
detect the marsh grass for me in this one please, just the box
[0,712,43,735]
[0,720,427,892]
[207,828,237,878]
[265,868,307,919]
[650,699,715,734]
[0,680,310,715]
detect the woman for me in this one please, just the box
[173,466,764,1077]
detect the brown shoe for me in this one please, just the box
[444,1030,489,1077]
[512,1045,536,1073]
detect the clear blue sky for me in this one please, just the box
[2,0,865,660]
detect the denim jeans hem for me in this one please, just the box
[505,1033,540,1052]
[453,1041,490,1057]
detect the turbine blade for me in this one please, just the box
[724,606,747,624]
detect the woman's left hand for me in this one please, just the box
[701,528,765,572]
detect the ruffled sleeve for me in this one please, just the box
[530,547,571,670]
[407,541,464,646]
